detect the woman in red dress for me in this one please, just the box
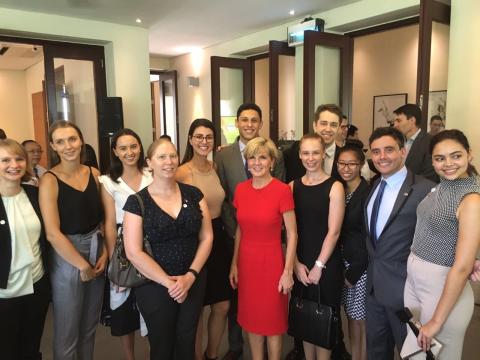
[229,137,297,360]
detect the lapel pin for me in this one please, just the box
[0,220,5,225]
[403,192,409,196]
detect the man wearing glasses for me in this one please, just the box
[336,115,349,147]
[22,140,46,184]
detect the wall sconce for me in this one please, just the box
[187,76,200,87]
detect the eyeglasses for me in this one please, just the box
[192,135,214,143]
[337,161,360,169]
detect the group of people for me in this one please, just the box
[0,99,478,360]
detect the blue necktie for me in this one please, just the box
[244,160,252,179]
[370,180,386,243]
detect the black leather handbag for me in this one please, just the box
[108,194,152,288]
[287,284,339,349]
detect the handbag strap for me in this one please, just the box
[133,193,145,217]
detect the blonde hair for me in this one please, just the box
[146,138,177,160]
[0,139,32,182]
[243,137,278,164]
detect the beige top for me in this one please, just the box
[188,164,225,219]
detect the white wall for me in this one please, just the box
[150,56,171,70]
[254,58,270,139]
[0,7,151,148]
[0,70,32,141]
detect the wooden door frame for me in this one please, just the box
[210,56,252,145]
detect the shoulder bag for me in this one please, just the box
[108,193,152,288]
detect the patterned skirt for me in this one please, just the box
[342,261,367,321]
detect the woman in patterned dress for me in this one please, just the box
[336,143,369,360]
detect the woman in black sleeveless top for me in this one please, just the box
[39,121,105,360]
[289,133,345,360]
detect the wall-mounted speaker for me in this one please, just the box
[99,97,124,136]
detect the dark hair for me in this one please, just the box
[48,120,85,166]
[109,128,145,182]
[0,139,32,182]
[159,134,172,141]
[299,133,325,151]
[430,115,443,123]
[313,104,343,124]
[347,124,358,137]
[82,144,99,169]
[337,142,366,164]
[181,118,216,164]
[0,129,6,140]
[21,139,38,147]
[393,103,422,127]
[345,138,364,150]
[369,126,405,149]
[430,129,478,176]
[236,103,262,120]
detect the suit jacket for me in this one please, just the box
[405,130,439,183]
[364,170,434,310]
[283,140,341,184]
[215,140,285,238]
[0,184,49,289]
[340,178,370,285]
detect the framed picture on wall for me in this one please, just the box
[428,90,447,125]
[373,93,408,129]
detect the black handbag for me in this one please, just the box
[287,283,339,349]
[107,193,153,288]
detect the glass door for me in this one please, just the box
[211,56,252,145]
[269,40,295,142]
[303,30,353,133]
[43,43,107,169]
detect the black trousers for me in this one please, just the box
[0,275,50,360]
[136,271,206,360]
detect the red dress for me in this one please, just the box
[233,178,295,335]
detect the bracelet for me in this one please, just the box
[187,268,199,279]
[315,260,326,269]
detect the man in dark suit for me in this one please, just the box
[365,127,434,360]
[393,104,439,182]
[215,102,284,360]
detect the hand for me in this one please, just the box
[278,272,294,294]
[294,261,310,286]
[94,248,108,277]
[344,278,353,288]
[168,273,195,302]
[79,264,95,282]
[307,265,322,285]
[469,259,480,281]
[229,263,238,289]
[417,319,442,352]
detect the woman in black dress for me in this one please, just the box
[336,143,369,360]
[123,138,213,359]
[290,133,345,360]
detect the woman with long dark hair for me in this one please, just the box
[176,118,232,360]
[99,128,151,360]
[39,120,106,359]
[404,129,480,359]
[0,139,50,359]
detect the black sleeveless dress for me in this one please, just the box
[292,177,343,311]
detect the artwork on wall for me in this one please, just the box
[428,90,447,124]
[373,93,408,129]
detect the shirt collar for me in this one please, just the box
[325,142,336,158]
[238,139,246,153]
[382,166,408,187]
[408,128,421,142]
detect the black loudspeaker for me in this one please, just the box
[99,97,124,136]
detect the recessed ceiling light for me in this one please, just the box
[289,10,295,16]
[136,18,142,23]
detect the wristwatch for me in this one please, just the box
[315,260,326,269]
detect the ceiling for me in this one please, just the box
[0,42,43,70]
[0,0,358,57]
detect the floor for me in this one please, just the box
[39,304,480,359]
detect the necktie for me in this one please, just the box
[244,160,252,179]
[370,180,386,243]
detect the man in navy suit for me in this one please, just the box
[365,127,434,359]
[393,104,439,182]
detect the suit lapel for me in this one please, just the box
[364,179,379,245]
[406,130,425,164]
[231,141,247,181]
[379,171,415,238]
